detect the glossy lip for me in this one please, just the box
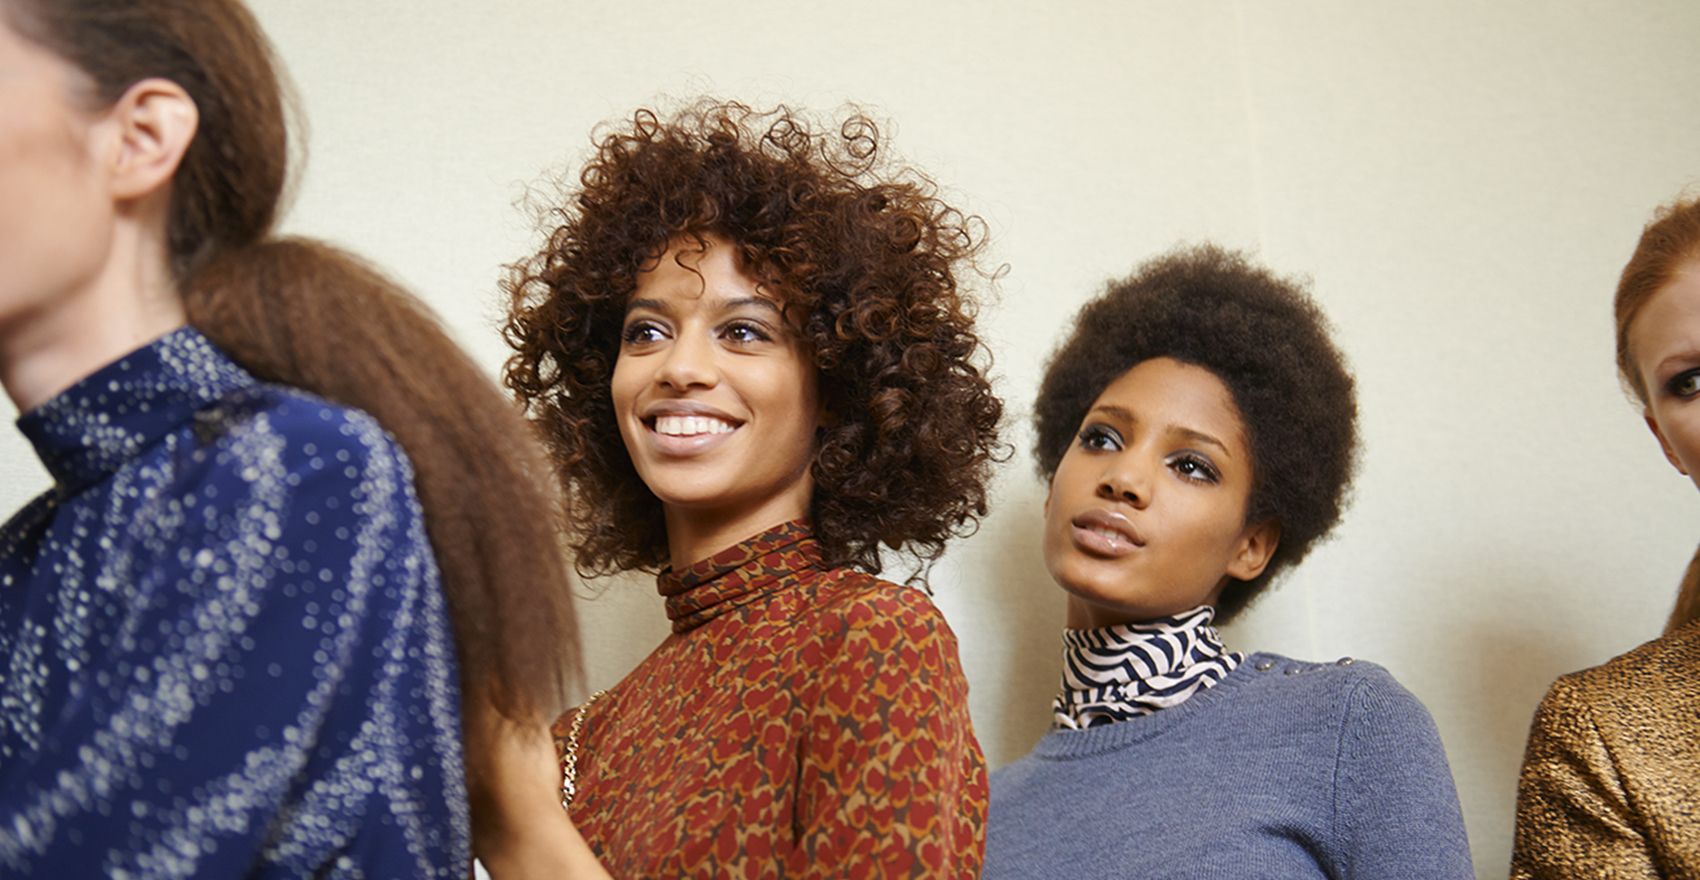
[636,399,745,457]
[1069,508,1146,558]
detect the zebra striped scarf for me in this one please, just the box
[1052,605,1243,730]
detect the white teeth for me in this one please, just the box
[1092,527,1122,543]
[654,415,737,436]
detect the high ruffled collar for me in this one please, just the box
[658,520,823,633]
[1053,604,1244,730]
[17,327,254,498]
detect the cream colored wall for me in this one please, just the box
[2,2,1696,874]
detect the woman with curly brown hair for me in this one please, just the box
[1511,195,1700,878]
[486,101,1003,877]
[985,246,1472,878]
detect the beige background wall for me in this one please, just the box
[3,2,1697,874]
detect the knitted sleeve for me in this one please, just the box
[792,588,988,879]
[1509,676,1657,879]
[1332,672,1474,879]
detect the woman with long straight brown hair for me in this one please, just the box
[1511,196,1700,877]
[0,1,576,875]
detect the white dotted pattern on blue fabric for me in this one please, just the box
[0,328,469,878]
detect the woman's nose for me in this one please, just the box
[654,332,717,390]
[1096,460,1150,508]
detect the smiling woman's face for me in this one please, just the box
[1631,262,1700,489]
[611,232,821,544]
[1043,357,1278,629]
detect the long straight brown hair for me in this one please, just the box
[1614,195,1700,634]
[3,0,577,729]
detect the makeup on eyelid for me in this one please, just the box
[610,231,822,554]
[1041,358,1276,630]
[1631,265,1700,484]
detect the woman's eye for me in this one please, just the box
[1077,424,1122,451]
[1666,369,1700,399]
[721,321,772,344]
[1170,454,1220,484]
[621,321,666,345]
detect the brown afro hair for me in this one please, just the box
[502,100,1004,579]
[1033,245,1358,621]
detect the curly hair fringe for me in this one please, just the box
[504,99,1005,582]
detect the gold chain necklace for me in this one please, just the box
[559,688,609,811]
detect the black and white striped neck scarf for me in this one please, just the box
[1052,605,1244,730]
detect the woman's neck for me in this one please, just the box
[1064,586,1227,630]
[1,224,185,413]
[662,489,811,571]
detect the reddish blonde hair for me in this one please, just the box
[1615,198,1700,399]
[503,102,1004,579]
[1613,196,1700,633]
[1673,547,1700,635]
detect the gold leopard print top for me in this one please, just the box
[552,521,987,877]
[1511,619,1700,878]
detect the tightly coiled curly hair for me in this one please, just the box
[1033,245,1358,621]
[503,100,1004,578]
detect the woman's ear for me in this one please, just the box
[1646,410,1690,475]
[99,76,198,203]
[1225,519,1281,582]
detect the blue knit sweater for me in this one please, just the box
[987,652,1473,878]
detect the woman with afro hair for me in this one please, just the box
[482,101,1003,877]
[984,246,1473,878]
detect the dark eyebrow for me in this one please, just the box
[1175,427,1231,457]
[1085,404,1232,457]
[623,296,783,317]
[716,296,784,317]
[1088,404,1135,423]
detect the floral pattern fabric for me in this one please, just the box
[553,521,986,878]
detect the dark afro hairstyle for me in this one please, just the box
[502,100,1004,579]
[1033,245,1358,621]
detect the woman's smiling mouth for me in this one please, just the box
[653,414,738,436]
[638,405,746,456]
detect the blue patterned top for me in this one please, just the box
[0,328,470,878]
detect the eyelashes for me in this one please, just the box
[720,320,773,344]
[1077,424,1122,451]
[1074,423,1221,485]
[619,318,777,347]
[1664,368,1700,399]
[1169,453,1221,484]
[621,320,665,345]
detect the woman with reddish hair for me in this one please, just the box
[487,101,1003,877]
[1511,197,1700,877]
[0,1,575,875]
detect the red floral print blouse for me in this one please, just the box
[552,520,987,877]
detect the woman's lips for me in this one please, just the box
[640,409,743,457]
[1069,509,1144,558]
[653,414,737,436]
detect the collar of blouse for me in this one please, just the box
[657,519,825,633]
[18,327,253,498]
[1052,604,1244,730]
